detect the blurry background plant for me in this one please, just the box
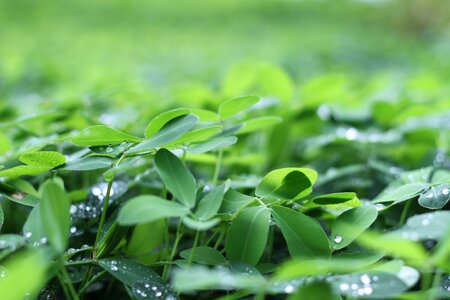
[0,0,449,299]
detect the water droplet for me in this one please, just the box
[422,219,431,226]
[24,232,32,238]
[284,285,295,293]
[105,147,114,153]
[339,283,350,291]
[443,188,449,196]
[374,203,385,211]
[426,193,433,199]
[334,235,343,244]
[345,128,358,140]
[351,283,358,290]
[360,274,371,284]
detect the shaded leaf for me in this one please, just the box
[180,246,228,266]
[418,184,450,209]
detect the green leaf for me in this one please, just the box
[271,206,331,258]
[125,220,166,265]
[2,193,39,207]
[188,136,238,154]
[288,281,342,300]
[61,156,113,171]
[117,195,190,225]
[331,205,378,250]
[19,151,66,168]
[145,108,190,138]
[23,205,46,245]
[182,217,220,231]
[131,281,177,300]
[256,168,317,200]
[99,258,163,287]
[236,116,282,135]
[220,188,255,213]
[165,126,222,147]
[154,148,197,208]
[72,125,143,146]
[330,271,408,299]
[312,192,358,205]
[0,165,49,179]
[180,246,228,266]
[276,251,384,280]
[195,183,226,220]
[386,211,450,241]
[0,250,47,300]
[219,96,259,119]
[418,184,450,209]
[225,206,270,265]
[39,178,70,253]
[0,234,27,250]
[373,183,428,204]
[127,114,198,155]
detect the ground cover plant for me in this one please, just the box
[0,0,450,299]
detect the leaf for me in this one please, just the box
[312,192,358,205]
[331,205,378,250]
[19,151,66,168]
[182,217,220,231]
[39,179,70,253]
[0,166,49,179]
[72,125,143,146]
[154,148,197,208]
[187,136,238,154]
[60,156,113,171]
[373,183,428,204]
[22,205,46,245]
[271,206,331,259]
[276,251,384,280]
[236,116,282,135]
[117,195,190,225]
[218,96,259,119]
[225,206,270,265]
[99,258,163,287]
[386,211,450,241]
[125,220,166,265]
[145,108,190,138]
[0,250,47,300]
[195,183,226,220]
[180,246,228,266]
[256,168,317,200]
[131,281,177,300]
[288,281,342,300]
[127,114,198,155]
[330,271,409,299]
[220,188,255,213]
[2,193,39,207]
[418,184,450,209]
[165,126,222,147]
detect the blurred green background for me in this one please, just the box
[0,0,449,107]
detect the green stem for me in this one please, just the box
[213,227,226,250]
[429,269,443,300]
[57,273,72,300]
[94,180,114,250]
[162,222,184,281]
[78,271,107,295]
[61,267,80,300]
[187,231,200,266]
[213,149,223,185]
[399,199,412,225]
[65,259,97,267]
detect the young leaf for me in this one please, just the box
[145,108,190,138]
[180,246,228,266]
[72,125,143,146]
[331,205,378,250]
[219,96,259,119]
[195,183,226,220]
[182,217,220,231]
[187,136,238,154]
[0,166,49,179]
[127,114,198,155]
[118,195,190,225]
[256,168,318,200]
[236,116,282,135]
[312,192,358,205]
[225,206,270,265]
[220,188,255,213]
[165,126,222,147]
[39,179,70,253]
[418,184,450,209]
[272,206,331,258]
[154,148,197,208]
[60,156,113,171]
[19,151,66,168]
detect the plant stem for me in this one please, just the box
[213,149,223,185]
[61,267,80,300]
[162,221,184,281]
[57,273,72,300]
[429,268,443,300]
[213,227,226,250]
[94,180,114,250]
[399,199,412,225]
[187,231,200,266]
[78,271,107,295]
